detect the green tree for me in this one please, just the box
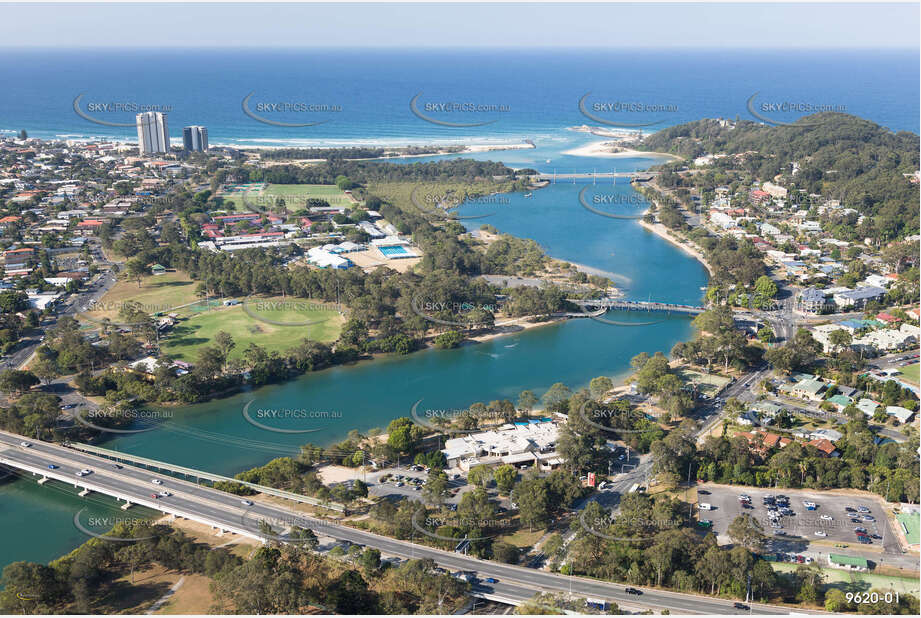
[493,464,517,494]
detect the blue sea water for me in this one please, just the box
[0,48,917,163]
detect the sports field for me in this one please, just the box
[771,562,919,596]
[898,363,919,385]
[220,183,354,211]
[161,296,344,362]
[675,367,733,397]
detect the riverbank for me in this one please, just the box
[638,216,714,278]
[563,139,683,161]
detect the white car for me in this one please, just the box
[19,441,31,447]
[75,468,92,477]
[814,531,827,537]
[158,491,171,497]
[699,503,712,510]
[241,499,253,506]
[820,515,833,521]
[151,479,163,485]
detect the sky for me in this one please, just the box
[0,2,918,49]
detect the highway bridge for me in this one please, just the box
[0,430,806,614]
[534,171,659,181]
[568,298,707,316]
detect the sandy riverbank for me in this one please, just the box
[563,139,683,160]
[464,315,567,344]
[638,216,714,277]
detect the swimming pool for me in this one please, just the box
[378,244,413,258]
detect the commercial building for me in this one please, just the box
[442,420,560,471]
[832,286,886,310]
[796,287,827,314]
[183,126,208,152]
[136,112,170,154]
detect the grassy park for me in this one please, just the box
[78,271,199,325]
[220,183,354,211]
[78,270,344,361]
[160,296,344,362]
[898,363,919,385]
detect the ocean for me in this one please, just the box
[0,48,917,162]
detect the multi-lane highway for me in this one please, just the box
[0,430,814,614]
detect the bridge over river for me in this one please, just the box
[568,298,707,316]
[534,171,659,182]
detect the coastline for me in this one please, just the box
[638,215,714,278]
[563,139,683,161]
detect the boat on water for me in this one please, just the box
[524,192,533,198]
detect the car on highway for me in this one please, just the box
[158,491,171,497]
[151,478,163,485]
[112,464,122,469]
[625,587,642,595]
[241,499,253,506]
[150,493,160,499]
[734,603,750,610]
[75,468,92,477]
[19,441,31,447]
[47,464,59,470]
[60,403,77,410]
[483,577,498,584]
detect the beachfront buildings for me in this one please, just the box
[183,126,208,152]
[136,112,170,154]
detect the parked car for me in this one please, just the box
[699,503,712,510]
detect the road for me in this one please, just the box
[0,430,813,615]
[3,244,117,374]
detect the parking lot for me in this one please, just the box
[698,484,901,556]
[363,466,472,504]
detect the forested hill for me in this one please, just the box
[640,113,920,239]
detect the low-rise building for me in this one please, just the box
[832,286,886,310]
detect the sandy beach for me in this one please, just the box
[638,216,714,277]
[563,139,683,161]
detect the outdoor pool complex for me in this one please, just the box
[378,244,414,258]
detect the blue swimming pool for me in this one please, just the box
[378,245,412,257]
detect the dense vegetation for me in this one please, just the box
[640,114,920,240]
[0,521,467,614]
